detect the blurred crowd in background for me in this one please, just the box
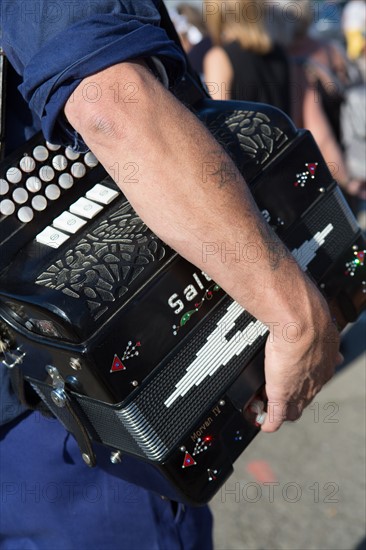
[168,0,366,222]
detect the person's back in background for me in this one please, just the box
[203,0,291,115]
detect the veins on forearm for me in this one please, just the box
[256,219,291,271]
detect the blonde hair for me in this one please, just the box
[203,0,272,54]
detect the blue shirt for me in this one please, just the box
[1,0,186,148]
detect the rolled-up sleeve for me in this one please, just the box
[1,0,186,146]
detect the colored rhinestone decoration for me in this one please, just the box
[192,436,212,456]
[345,245,365,277]
[172,284,220,335]
[110,340,141,372]
[207,469,218,482]
[293,162,318,187]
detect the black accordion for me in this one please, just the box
[0,98,365,505]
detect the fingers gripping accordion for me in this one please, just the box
[0,99,365,505]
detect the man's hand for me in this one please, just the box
[261,281,343,432]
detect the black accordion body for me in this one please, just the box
[0,98,365,505]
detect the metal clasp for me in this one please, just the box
[46,365,67,407]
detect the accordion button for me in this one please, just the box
[6,167,22,184]
[45,184,61,201]
[36,226,69,247]
[26,176,42,193]
[70,197,103,219]
[33,145,49,162]
[53,211,86,233]
[0,179,9,195]
[84,151,98,168]
[58,173,74,190]
[19,156,36,173]
[39,165,55,182]
[0,199,15,216]
[17,206,34,223]
[32,195,47,211]
[46,141,61,151]
[71,162,86,178]
[52,154,68,171]
[65,147,80,160]
[86,183,119,205]
[12,188,28,204]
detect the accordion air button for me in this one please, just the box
[84,151,98,168]
[52,154,68,171]
[0,199,15,216]
[53,211,86,233]
[19,156,36,173]
[26,176,42,193]
[45,184,61,200]
[70,197,103,219]
[12,188,28,204]
[17,206,34,223]
[58,173,74,190]
[31,195,47,211]
[65,147,80,160]
[71,162,86,178]
[86,183,119,205]
[6,167,22,184]
[46,141,61,151]
[36,226,69,247]
[39,165,55,182]
[0,179,9,195]
[33,145,49,162]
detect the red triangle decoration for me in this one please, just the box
[306,163,318,177]
[182,452,196,468]
[110,354,126,372]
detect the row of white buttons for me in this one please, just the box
[36,184,119,247]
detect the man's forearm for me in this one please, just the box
[65,61,315,329]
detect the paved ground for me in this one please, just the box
[210,313,366,550]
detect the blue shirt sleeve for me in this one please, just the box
[1,0,186,147]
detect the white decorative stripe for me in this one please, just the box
[291,223,333,270]
[164,224,334,409]
[164,302,268,408]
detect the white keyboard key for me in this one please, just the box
[65,147,80,160]
[45,184,61,200]
[6,167,22,184]
[69,197,103,219]
[0,199,15,216]
[53,211,87,234]
[58,173,74,190]
[32,195,47,211]
[46,141,61,151]
[17,206,34,223]
[86,184,119,205]
[19,156,36,173]
[36,226,69,248]
[26,176,42,193]
[70,162,86,178]
[39,165,55,182]
[52,154,68,171]
[12,188,28,204]
[84,151,98,168]
[0,179,9,195]
[33,145,49,162]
